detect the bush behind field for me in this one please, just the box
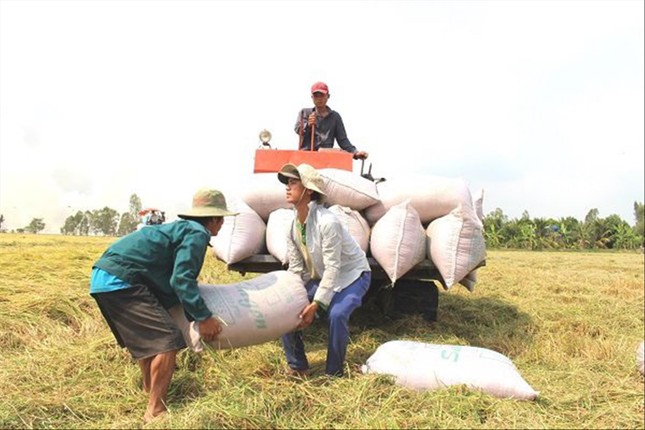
[0,234,643,429]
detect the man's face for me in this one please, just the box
[285,178,309,205]
[207,217,224,236]
[311,91,329,109]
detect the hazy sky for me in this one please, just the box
[1,0,643,233]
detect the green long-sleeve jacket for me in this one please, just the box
[93,219,212,321]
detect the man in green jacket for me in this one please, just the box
[90,188,237,423]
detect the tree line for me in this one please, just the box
[1,197,643,250]
[0,215,46,234]
[483,202,644,250]
[0,194,143,236]
[58,194,143,236]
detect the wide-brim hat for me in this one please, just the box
[177,188,238,218]
[277,163,326,195]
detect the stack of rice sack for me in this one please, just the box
[212,169,486,291]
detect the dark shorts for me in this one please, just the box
[91,285,186,360]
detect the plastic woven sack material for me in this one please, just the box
[169,271,309,350]
[318,168,381,211]
[241,173,291,222]
[426,204,486,289]
[364,175,475,226]
[362,340,539,400]
[211,198,266,264]
[266,208,295,265]
[370,200,426,284]
[328,204,371,252]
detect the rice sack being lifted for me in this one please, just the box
[169,271,308,350]
[362,340,539,400]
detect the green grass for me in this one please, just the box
[0,234,643,429]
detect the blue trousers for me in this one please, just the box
[281,271,371,376]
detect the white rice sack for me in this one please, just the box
[370,201,426,284]
[241,173,291,222]
[361,340,539,400]
[211,199,266,264]
[168,305,204,352]
[328,205,371,252]
[458,186,483,290]
[169,271,309,350]
[427,204,486,289]
[364,176,474,226]
[363,200,387,227]
[473,188,484,222]
[637,341,644,375]
[459,269,478,292]
[266,208,295,265]
[462,190,484,291]
[318,168,380,211]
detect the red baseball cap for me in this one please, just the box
[311,81,329,94]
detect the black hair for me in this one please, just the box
[179,216,222,227]
[310,191,324,203]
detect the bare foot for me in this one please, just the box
[143,409,167,424]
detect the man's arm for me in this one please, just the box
[170,230,213,321]
[296,108,317,151]
[333,112,368,158]
[312,220,343,309]
[294,108,314,135]
[294,110,304,135]
[333,114,357,153]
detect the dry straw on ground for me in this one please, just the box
[0,234,643,429]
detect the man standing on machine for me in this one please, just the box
[294,81,369,160]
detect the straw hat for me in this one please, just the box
[277,163,326,195]
[177,188,238,218]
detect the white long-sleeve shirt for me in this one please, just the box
[286,202,371,308]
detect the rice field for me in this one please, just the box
[0,234,643,429]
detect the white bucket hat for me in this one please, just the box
[277,163,326,195]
